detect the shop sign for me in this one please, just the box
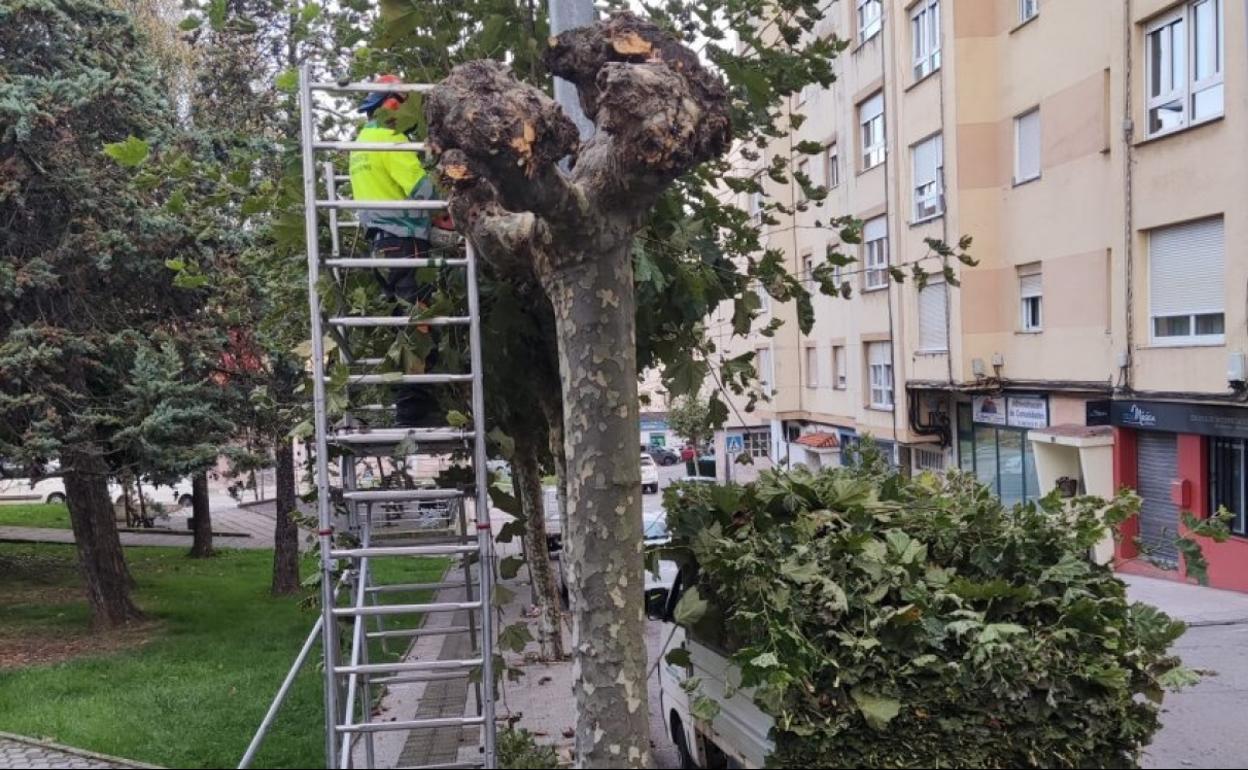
[972,396,1007,426]
[1111,400,1248,439]
[640,417,667,432]
[1006,396,1049,429]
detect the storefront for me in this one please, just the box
[1111,399,1248,592]
[956,394,1049,507]
[640,414,674,449]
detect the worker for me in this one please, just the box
[350,74,442,428]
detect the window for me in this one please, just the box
[833,345,847,389]
[1014,108,1041,183]
[867,341,893,409]
[1149,216,1224,345]
[857,0,882,43]
[805,346,819,388]
[1211,437,1246,536]
[912,134,943,221]
[863,215,888,290]
[745,430,771,458]
[796,157,810,202]
[1019,263,1042,331]
[748,190,764,226]
[755,284,772,317]
[1146,0,1223,137]
[957,404,1042,507]
[859,92,885,170]
[917,281,948,351]
[1020,0,1038,23]
[756,346,774,394]
[911,0,941,80]
[826,144,840,189]
[913,446,946,471]
[801,252,814,287]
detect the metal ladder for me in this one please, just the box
[297,64,497,770]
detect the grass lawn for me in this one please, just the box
[0,502,72,529]
[0,543,447,768]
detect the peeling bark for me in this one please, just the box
[427,13,730,767]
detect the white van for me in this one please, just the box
[0,461,193,510]
[648,567,774,769]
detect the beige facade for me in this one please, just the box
[712,0,1245,497]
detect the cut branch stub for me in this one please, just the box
[426,60,578,179]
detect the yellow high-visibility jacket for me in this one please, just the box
[348,121,434,239]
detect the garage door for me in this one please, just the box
[1136,432,1179,565]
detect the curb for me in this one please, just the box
[0,731,162,769]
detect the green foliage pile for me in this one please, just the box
[496,727,560,770]
[663,454,1196,769]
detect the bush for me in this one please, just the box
[661,452,1196,769]
[497,727,560,769]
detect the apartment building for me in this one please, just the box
[709,0,1247,590]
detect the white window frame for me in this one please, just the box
[833,345,847,390]
[1014,107,1041,184]
[801,252,814,286]
[1145,0,1224,139]
[859,93,885,170]
[805,345,820,388]
[857,0,882,43]
[867,342,894,409]
[917,280,949,352]
[911,0,941,81]
[1019,0,1038,24]
[863,215,889,290]
[911,134,944,222]
[748,190,764,226]
[796,157,810,202]
[913,446,946,472]
[756,345,775,395]
[826,144,840,189]
[1019,264,1043,332]
[1148,217,1225,346]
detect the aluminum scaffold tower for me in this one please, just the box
[237,65,497,770]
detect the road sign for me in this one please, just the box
[725,434,744,454]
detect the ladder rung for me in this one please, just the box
[311,81,435,94]
[367,625,472,640]
[332,601,481,617]
[316,199,447,211]
[314,140,429,152]
[330,545,478,558]
[328,315,471,328]
[335,658,482,676]
[338,374,474,386]
[331,428,474,444]
[344,489,465,502]
[326,258,468,269]
[370,671,476,687]
[350,357,386,366]
[337,716,485,734]
[366,580,473,594]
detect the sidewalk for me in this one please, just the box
[0,732,157,770]
[1123,573,1248,626]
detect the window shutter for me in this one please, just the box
[918,283,948,350]
[1019,270,1042,298]
[1150,217,1224,316]
[914,136,940,186]
[1016,109,1040,180]
[864,215,887,243]
[861,92,883,122]
[869,341,890,366]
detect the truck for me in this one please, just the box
[647,566,774,769]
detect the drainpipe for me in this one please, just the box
[1122,0,1135,393]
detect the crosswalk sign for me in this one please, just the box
[725,434,744,454]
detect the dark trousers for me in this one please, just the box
[369,231,439,426]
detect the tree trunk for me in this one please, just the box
[513,435,564,661]
[62,442,144,627]
[189,471,214,558]
[271,437,301,595]
[546,252,648,768]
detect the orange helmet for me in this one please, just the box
[358,74,405,114]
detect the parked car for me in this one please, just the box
[648,566,774,768]
[0,460,70,505]
[646,446,680,466]
[543,485,562,552]
[641,453,660,494]
[559,509,676,605]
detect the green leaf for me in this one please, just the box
[103,136,149,167]
[665,647,692,668]
[178,15,202,31]
[275,69,299,93]
[690,694,721,721]
[496,520,525,543]
[851,689,901,731]
[673,585,709,627]
[446,410,470,428]
[498,622,534,653]
[488,427,515,459]
[499,555,525,580]
[750,651,780,668]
